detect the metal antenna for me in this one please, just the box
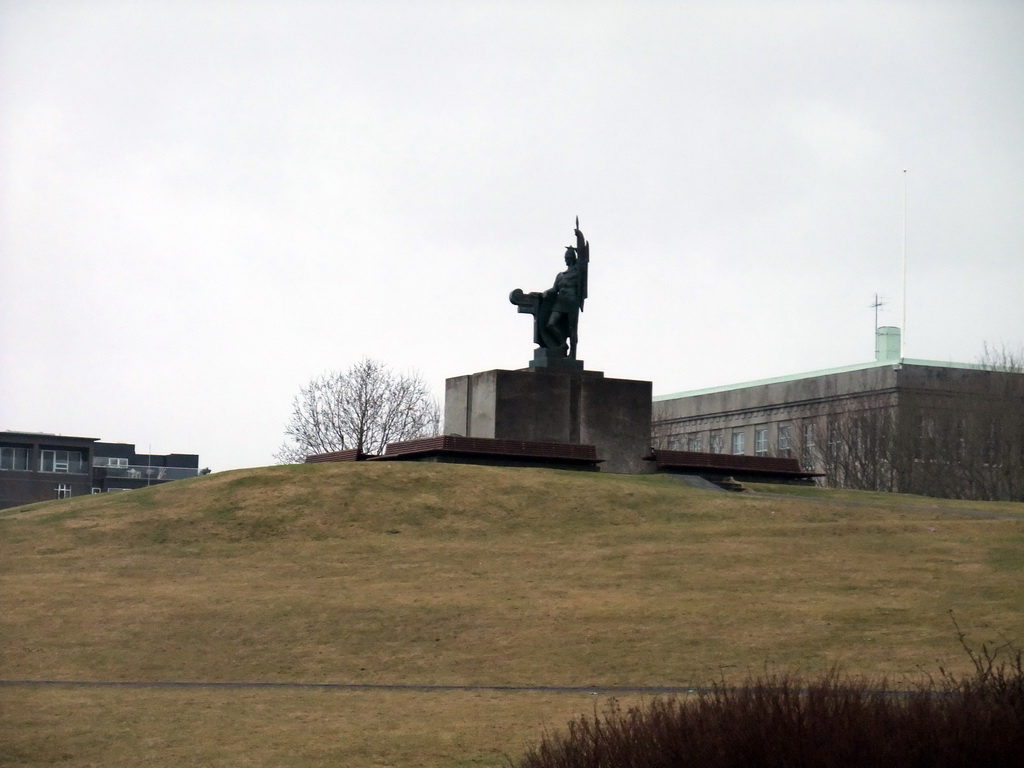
[870,293,887,332]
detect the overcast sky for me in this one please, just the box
[2,1,1022,471]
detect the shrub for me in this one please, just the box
[514,634,1023,767]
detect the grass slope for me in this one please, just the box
[2,462,1022,766]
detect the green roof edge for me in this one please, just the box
[653,357,1000,402]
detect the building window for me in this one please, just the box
[778,426,792,457]
[731,431,745,455]
[686,433,703,452]
[920,416,935,440]
[802,422,816,468]
[754,428,769,456]
[0,446,30,471]
[56,484,72,499]
[710,433,724,454]
[94,457,128,467]
[40,450,83,474]
[827,421,841,462]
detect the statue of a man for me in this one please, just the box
[541,242,584,357]
[510,220,590,364]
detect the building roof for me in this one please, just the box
[0,430,99,442]
[653,357,1001,402]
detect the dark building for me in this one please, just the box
[0,431,200,510]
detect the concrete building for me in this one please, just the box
[651,328,1024,500]
[0,431,201,509]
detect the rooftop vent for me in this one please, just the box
[875,326,901,362]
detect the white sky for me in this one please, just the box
[2,1,1022,471]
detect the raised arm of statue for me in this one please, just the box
[574,216,589,313]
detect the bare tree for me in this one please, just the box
[973,343,1024,501]
[274,359,440,463]
[812,343,1024,501]
[808,398,903,494]
[980,341,1024,372]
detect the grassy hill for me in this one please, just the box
[2,462,1022,766]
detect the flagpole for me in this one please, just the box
[901,170,907,359]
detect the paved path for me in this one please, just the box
[666,474,1024,519]
[1,679,703,694]
[1,679,944,699]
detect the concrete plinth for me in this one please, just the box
[444,368,654,474]
[528,348,585,372]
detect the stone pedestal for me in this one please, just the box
[528,348,584,372]
[444,368,654,474]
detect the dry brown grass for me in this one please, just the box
[2,685,628,767]
[2,462,1022,766]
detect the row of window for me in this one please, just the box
[0,447,30,471]
[94,456,129,467]
[2,448,86,472]
[42,450,85,473]
[0,448,128,473]
[679,423,817,458]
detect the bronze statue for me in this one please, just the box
[510,218,590,367]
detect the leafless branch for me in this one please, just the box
[273,359,440,463]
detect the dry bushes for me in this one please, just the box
[515,627,1023,768]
